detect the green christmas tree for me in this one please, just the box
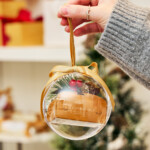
[51,34,146,150]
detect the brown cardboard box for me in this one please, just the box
[0,1,26,18]
[5,22,43,46]
[47,91,107,124]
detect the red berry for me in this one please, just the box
[76,80,83,87]
[69,79,76,87]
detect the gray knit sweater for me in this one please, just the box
[95,0,150,90]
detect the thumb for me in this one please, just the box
[59,5,98,22]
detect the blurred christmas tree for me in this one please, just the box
[51,34,146,150]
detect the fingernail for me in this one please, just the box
[61,6,68,15]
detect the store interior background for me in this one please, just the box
[0,0,150,150]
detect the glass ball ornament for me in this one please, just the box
[41,66,114,140]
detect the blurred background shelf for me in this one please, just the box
[0,132,53,143]
[0,46,83,62]
[0,132,54,150]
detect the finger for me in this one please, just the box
[68,0,98,6]
[72,19,88,29]
[61,17,86,26]
[73,23,102,36]
[91,0,98,6]
[61,19,87,29]
[63,19,89,33]
[57,12,62,18]
[65,26,70,32]
[60,17,68,26]
[68,0,90,5]
[58,5,98,22]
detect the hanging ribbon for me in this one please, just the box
[68,18,75,66]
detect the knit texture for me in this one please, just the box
[95,0,150,89]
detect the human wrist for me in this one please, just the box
[98,0,118,31]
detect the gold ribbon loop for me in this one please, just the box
[87,62,99,74]
[49,62,98,77]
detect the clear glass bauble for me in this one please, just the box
[42,72,112,140]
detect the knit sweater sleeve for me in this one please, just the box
[95,0,150,90]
